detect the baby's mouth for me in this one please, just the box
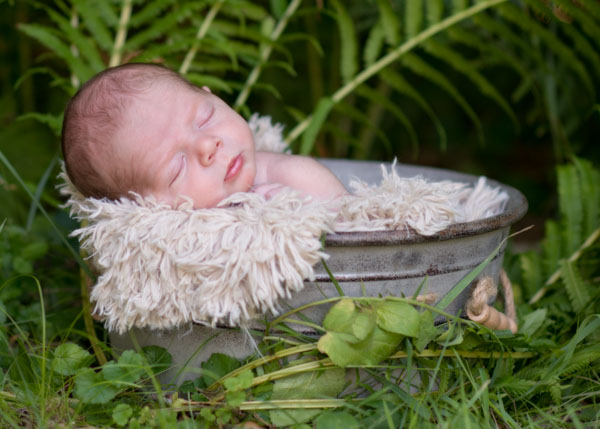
[224,154,243,182]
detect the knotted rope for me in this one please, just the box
[466,270,517,333]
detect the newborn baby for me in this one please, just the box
[61,63,347,208]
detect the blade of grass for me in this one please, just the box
[26,155,57,232]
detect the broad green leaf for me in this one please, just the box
[142,345,172,376]
[201,353,241,386]
[376,0,400,45]
[112,403,133,426]
[315,411,360,429]
[435,324,464,347]
[74,368,119,404]
[405,0,423,39]
[101,350,145,385]
[51,343,93,376]
[560,260,591,314]
[300,97,334,155]
[331,0,357,83]
[223,369,253,391]
[322,298,357,333]
[414,310,438,352]
[375,300,421,337]
[402,53,484,145]
[318,326,403,367]
[270,368,346,426]
[352,308,376,341]
[558,164,583,254]
[423,39,519,132]
[380,68,446,150]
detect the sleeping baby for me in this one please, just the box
[61,63,347,208]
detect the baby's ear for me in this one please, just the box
[201,85,212,93]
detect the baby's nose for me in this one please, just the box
[198,137,222,166]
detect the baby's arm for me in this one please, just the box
[254,152,347,201]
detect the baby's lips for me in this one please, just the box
[224,154,243,182]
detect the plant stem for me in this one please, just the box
[109,0,133,67]
[233,0,302,109]
[80,257,107,365]
[179,0,224,75]
[285,0,508,145]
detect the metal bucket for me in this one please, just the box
[109,160,527,385]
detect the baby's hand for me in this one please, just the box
[252,183,288,200]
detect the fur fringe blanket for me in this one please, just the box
[61,115,508,333]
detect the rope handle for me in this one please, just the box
[466,270,518,334]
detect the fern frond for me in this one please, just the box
[17,23,94,82]
[363,20,386,67]
[542,220,562,277]
[560,24,600,91]
[185,73,234,93]
[499,2,595,99]
[42,5,104,72]
[499,378,536,395]
[405,0,424,39]
[557,164,583,254]
[380,68,447,150]
[576,0,600,20]
[72,0,114,52]
[129,0,176,28]
[376,0,400,45]
[561,345,600,376]
[426,0,444,26]
[423,39,519,132]
[402,53,485,145]
[220,0,268,21]
[551,0,600,51]
[520,251,543,299]
[560,259,591,314]
[574,158,600,238]
[354,84,418,156]
[331,0,358,84]
[124,6,194,52]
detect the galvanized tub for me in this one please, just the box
[110,160,527,385]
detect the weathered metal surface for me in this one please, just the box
[109,160,527,385]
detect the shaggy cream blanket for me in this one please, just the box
[61,115,508,333]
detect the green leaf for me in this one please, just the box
[574,158,600,238]
[129,0,176,28]
[405,0,423,39]
[315,411,360,429]
[331,0,357,83]
[322,299,357,334]
[223,369,253,392]
[299,97,334,155]
[423,39,519,132]
[414,310,438,352]
[72,0,115,52]
[74,368,119,404]
[380,68,446,150]
[558,164,583,254]
[363,20,386,67]
[542,220,562,276]
[51,343,93,376]
[402,53,484,145]
[318,325,403,367]
[225,390,246,407]
[519,308,547,338]
[376,0,400,45]
[352,308,377,341]
[142,345,172,377]
[101,350,145,385]
[560,259,591,314]
[20,242,48,261]
[112,403,133,427]
[375,300,421,337]
[427,0,444,26]
[269,368,346,426]
[520,251,543,299]
[201,353,241,386]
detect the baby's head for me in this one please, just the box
[62,63,257,208]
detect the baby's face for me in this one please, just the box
[113,81,256,208]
